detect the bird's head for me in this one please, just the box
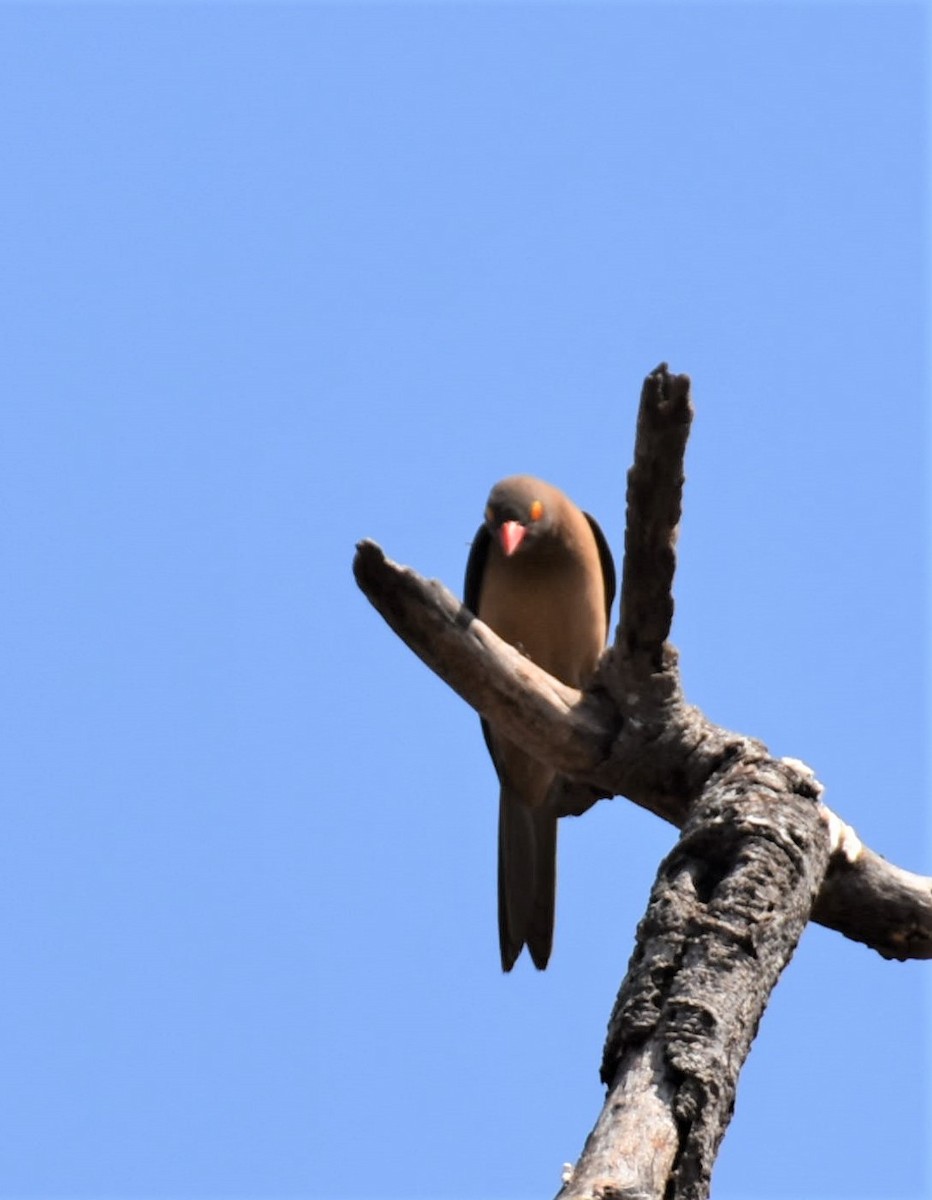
[483,476,554,558]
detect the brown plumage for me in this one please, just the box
[464,476,615,971]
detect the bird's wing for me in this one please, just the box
[584,511,617,629]
[464,523,490,616]
[463,523,498,770]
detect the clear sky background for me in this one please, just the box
[0,3,928,1199]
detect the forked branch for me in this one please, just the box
[353,364,930,1199]
[351,541,932,961]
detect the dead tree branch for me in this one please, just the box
[562,760,830,1200]
[352,363,930,1198]
[352,538,932,961]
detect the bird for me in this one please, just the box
[464,476,616,971]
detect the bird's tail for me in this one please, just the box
[498,790,557,972]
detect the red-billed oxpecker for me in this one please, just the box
[465,476,616,970]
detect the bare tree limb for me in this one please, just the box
[617,366,691,672]
[352,538,932,961]
[353,538,615,778]
[561,761,830,1200]
[352,363,929,1197]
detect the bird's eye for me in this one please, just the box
[529,500,544,521]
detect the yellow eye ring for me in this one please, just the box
[529,499,544,521]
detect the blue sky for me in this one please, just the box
[0,3,928,1198]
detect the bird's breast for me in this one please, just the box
[478,552,606,688]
